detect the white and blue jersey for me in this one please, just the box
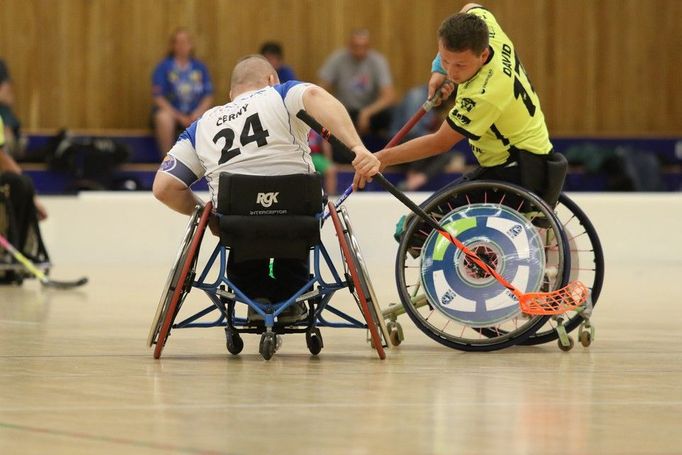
[160,81,315,207]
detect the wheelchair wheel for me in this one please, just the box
[395,180,571,351]
[225,326,244,355]
[328,202,388,359]
[519,193,604,345]
[149,203,212,359]
[339,206,392,348]
[306,327,324,355]
[259,332,277,361]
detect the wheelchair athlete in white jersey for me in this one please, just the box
[151,55,382,358]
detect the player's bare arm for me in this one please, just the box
[377,120,464,167]
[153,170,203,216]
[353,121,464,190]
[302,85,380,184]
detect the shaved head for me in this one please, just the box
[230,55,279,98]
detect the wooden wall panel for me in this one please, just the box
[0,0,680,135]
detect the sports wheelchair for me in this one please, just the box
[148,173,390,360]
[382,180,603,352]
[0,177,51,285]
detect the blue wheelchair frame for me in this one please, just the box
[172,238,369,333]
[147,198,388,361]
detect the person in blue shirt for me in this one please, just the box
[260,42,297,83]
[152,28,214,157]
[0,59,23,157]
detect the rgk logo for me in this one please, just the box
[256,192,279,207]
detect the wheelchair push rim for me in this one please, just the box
[147,206,202,348]
[328,202,388,359]
[339,205,391,348]
[150,203,212,358]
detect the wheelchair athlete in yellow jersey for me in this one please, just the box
[352,4,602,352]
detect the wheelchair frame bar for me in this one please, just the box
[172,239,371,331]
[318,304,366,327]
[174,304,225,329]
[195,243,223,287]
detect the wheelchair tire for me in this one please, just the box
[339,206,391,347]
[395,180,571,352]
[259,332,277,361]
[306,327,324,355]
[518,193,604,345]
[150,203,212,359]
[225,327,244,355]
[329,202,387,360]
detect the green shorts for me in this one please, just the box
[311,154,332,174]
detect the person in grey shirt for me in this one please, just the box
[318,29,395,161]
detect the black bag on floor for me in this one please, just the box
[45,129,130,190]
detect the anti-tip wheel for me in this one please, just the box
[387,321,403,347]
[579,330,592,347]
[558,336,575,352]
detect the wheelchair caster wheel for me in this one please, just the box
[259,332,277,360]
[306,327,324,356]
[558,336,574,352]
[579,330,592,347]
[386,321,403,347]
[225,328,244,355]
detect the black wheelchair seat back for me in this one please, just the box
[217,173,324,262]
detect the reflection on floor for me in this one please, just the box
[0,262,680,454]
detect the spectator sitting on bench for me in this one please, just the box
[151,28,214,157]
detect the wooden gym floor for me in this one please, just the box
[0,257,680,455]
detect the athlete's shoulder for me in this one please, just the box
[450,89,500,127]
[460,59,512,109]
[272,80,312,99]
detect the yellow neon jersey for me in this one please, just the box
[446,7,552,167]
[0,117,5,147]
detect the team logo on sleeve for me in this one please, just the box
[460,98,476,112]
[451,109,472,125]
[160,156,177,172]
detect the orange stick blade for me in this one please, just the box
[519,281,590,315]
